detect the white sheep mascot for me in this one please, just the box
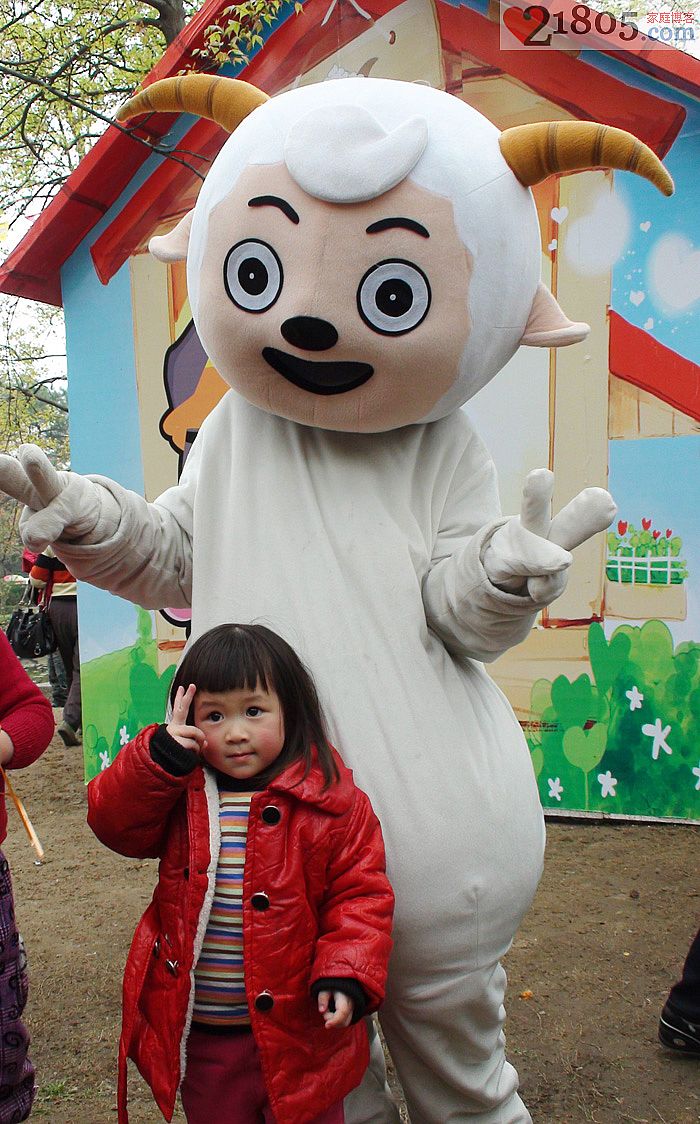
[0,76,672,1123]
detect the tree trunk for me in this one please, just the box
[156,0,187,44]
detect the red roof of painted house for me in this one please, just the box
[2,0,699,307]
[609,310,700,422]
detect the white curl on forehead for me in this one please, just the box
[187,77,541,423]
[284,104,428,202]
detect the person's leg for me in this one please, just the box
[344,811,543,1124]
[47,651,67,708]
[63,617,82,733]
[380,958,531,1124]
[668,927,700,1019]
[342,1018,401,1124]
[47,599,74,690]
[0,853,34,1124]
[48,599,81,742]
[183,1026,347,1124]
[181,1028,266,1123]
[659,928,700,1055]
[343,963,531,1124]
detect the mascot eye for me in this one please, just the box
[357,259,431,336]
[224,240,283,313]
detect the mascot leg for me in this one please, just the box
[377,958,531,1124]
[343,1017,402,1123]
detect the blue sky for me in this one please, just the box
[608,435,700,644]
[592,55,700,365]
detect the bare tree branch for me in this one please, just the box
[0,60,209,181]
[13,386,69,413]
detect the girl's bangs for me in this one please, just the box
[197,630,274,696]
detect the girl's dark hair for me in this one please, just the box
[170,623,339,787]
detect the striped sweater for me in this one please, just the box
[29,546,76,598]
[192,789,253,1027]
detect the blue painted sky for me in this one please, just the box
[589,55,700,365]
[608,435,700,644]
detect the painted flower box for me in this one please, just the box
[606,519,688,586]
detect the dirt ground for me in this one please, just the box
[5,719,698,1123]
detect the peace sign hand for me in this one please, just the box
[0,444,119,552]
[482,469,616,605]
[166,684,207,755]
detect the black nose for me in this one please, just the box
[280,316,338,352]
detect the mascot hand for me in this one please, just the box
[482,469,616,606]
[0,444,119,552]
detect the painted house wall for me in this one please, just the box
[62,247,143,665]
[60,120,201,774]
[59,0,699,821]
[491,50,700,821]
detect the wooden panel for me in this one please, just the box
[609,375,700,439]
[549,172,611,621]
[129,254,179,502]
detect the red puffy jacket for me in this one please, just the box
[87,726,394,1124]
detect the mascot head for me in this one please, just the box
[119,76,672,433]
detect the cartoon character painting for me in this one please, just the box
[0,76,672,1122]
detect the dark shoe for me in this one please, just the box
[57,721,80,747]
[659,1003,700,1056]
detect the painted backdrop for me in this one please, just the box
[67,0,699,823]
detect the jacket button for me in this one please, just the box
[254,991,274,1012]
[261,805,281,825]
[251,892,270,911]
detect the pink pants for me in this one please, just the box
[181,1025,345,1124]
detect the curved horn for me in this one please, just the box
[116,75,269,133]
[499,121,674,196]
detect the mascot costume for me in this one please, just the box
[0,76,672,1123]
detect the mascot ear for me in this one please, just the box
[149,210,193,263]
[521,282,590,347]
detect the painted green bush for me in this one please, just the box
[81,607,176,782]
[526,620,700,821]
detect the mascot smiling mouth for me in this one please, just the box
[262,347,374,396]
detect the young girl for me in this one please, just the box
[87,623,394,1124]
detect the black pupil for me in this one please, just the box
[239,256,268,296]
[376,278,413,318]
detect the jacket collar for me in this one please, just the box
[266,748,356,816]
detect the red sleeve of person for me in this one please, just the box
[21,549,36,575]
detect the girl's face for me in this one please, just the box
[193,682,285,780]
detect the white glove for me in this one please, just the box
[482,469,617,606]
[0,444,119,552]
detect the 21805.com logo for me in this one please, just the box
[499,0,698,50]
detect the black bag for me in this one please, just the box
[6,581,57,659]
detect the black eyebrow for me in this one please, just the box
[248,195,300,224]
[366,217,430,238]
